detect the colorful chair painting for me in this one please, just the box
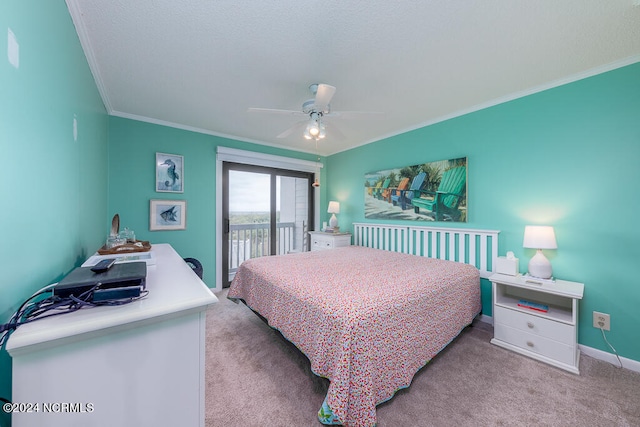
[369,180,382,197]
[392,172,426,210]
[384,177,409,203]
[373,178,391,199]
[411,166,466,221]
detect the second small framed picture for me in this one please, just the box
[150,200,187,231]
[156,152,183,192]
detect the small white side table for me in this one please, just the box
[308,232,352,251]
[490,273,584,374]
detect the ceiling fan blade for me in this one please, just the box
[326,110,385,119]
[248,107,306,116]
[314,84,336,111]
[277,120,307,139]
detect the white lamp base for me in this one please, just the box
[329,213,338,229]
[528,249,553,279]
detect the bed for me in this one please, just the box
[228,223,499,427]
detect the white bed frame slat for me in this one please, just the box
[353,223,500,278]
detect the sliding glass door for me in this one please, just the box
[222,162,313,287]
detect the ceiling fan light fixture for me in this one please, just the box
[318,122,326,139]
[303,122,312,139]
[250,83,380,143]
[305,121,319,137]
[306,112,323,139]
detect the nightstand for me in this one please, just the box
[490,273,584,374]
[308,232,352,251]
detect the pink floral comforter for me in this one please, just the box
[228,246,481,427]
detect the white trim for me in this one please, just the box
[479,314,493,325]
[111,110,319,153]
[66,0,112,113]
[215,161,223,292]
[481,315,640,373]
[579,344,640,373]
[216,146,322,173]
[215,147,322,290]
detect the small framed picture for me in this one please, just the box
[150,200,186,231]
[156,152,184,192]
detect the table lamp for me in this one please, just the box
[327,201,340,230]
[523,225,557,279]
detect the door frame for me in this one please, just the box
[215,147,323,291]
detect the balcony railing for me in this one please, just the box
[229,222,305,275]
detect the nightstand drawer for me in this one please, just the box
[494,306,574,346]
[308,232,351,251]
[494,323,576,366]
[311,236,335,250]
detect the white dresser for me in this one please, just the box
[308,232,352,251]
[490,273,584,374]
[7,244,218,427]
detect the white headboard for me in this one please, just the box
[353,223,500,279]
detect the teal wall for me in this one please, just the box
[108,117,322,286]
[326,62,640,362]
[0,0,108,414]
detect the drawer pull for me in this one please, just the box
[526,341,535,348]
[527,322,534,329]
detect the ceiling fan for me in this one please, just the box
[248,83,382,141]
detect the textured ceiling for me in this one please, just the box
[66,0,640,155]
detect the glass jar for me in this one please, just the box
[118,227,136,243]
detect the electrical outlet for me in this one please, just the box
[593,311,611,331]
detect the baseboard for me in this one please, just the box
[479,314,493,325]
[479,314,640,373]
[579,344,640,373]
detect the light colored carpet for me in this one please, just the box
[206,289,640,427]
